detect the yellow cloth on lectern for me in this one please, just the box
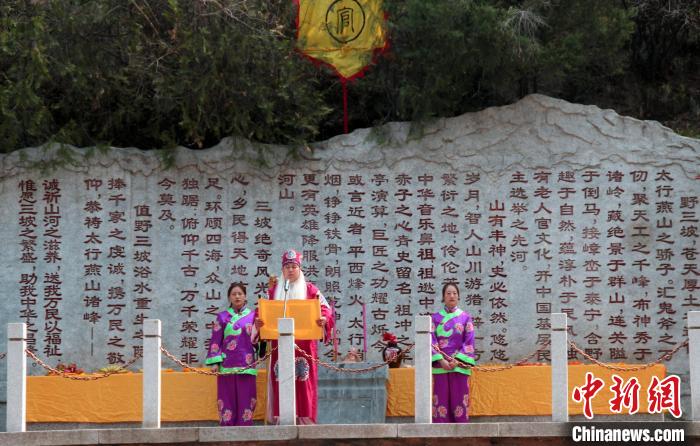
[258,298,322,340]
[296,0,386,79]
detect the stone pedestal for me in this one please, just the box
[143,319,161,429]
[318,363,389,424]
[690,311,699,421]
[551,313,568,422]
[278,318,296,426]
[6,323,26,433]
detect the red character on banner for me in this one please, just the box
[608,374,640,415]
[648,375,682,418]
[572,372,605,419]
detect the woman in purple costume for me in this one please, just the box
[431,282,476,423]
[205,282,259,426]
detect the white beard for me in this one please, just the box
[273,270,308,301]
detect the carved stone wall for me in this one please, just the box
[1,94,698,417]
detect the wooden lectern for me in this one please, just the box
[258,298,322,340]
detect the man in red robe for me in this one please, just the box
[256,249,335,424]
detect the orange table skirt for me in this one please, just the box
[387,364,666,417]
[26,364,665,422]
[27,371,268,423]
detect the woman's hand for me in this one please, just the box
[316,316,327,327]
[268,275,278,289]
[440,359,456,370]
[210,364,219,373]
[255,318,264,328]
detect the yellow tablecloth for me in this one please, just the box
[27,371,268,423]
[26,364,665,422]
[387,365,667,416]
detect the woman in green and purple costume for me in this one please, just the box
[205,282,258,426]
[431,282,476,423]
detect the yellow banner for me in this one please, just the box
[296,0,386,79]
[258,298,322,340]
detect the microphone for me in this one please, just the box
[282,279,290,318]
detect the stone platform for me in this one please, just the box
[1,422,699,446]
[317,362,388,424]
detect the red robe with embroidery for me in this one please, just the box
[266,282,334,423]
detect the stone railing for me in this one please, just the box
[4,311,700,432]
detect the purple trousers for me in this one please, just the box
[216,374,257,426]
[432,373,470,423]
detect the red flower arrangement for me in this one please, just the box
[382,332,403,368]
[48,363,84,375]
[382,332,398,344]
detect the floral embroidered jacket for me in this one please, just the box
[205,307,257,375]
[431,307,476,375]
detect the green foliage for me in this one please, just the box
[625,0,700,122]
[0,0,697,154]
[353,0,521,121]
[344,0,638,131]
[0,0,332,153]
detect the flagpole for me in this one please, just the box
[342,78,349,134]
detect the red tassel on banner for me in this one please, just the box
[342,78,349,134]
